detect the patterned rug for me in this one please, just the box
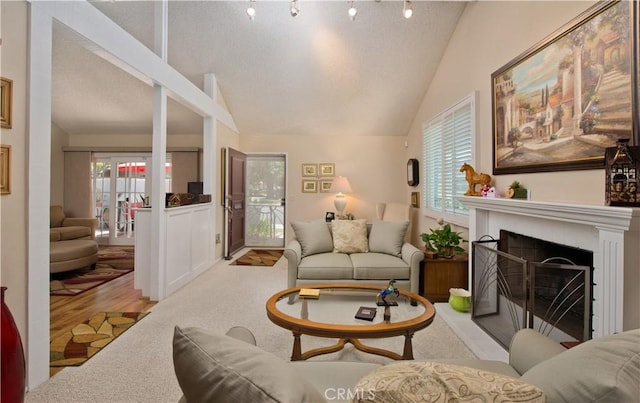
[230,249,283,266]
[50,246,134,296]
[50,312,149,367]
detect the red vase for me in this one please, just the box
[1,286,26,403]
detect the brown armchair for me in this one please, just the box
[49,205,98,241]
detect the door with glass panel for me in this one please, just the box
[92,155,151,245]
[245,154,286,248]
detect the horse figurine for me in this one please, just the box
[377,280,400,306]
[460,163,491,196]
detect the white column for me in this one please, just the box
[594,226,626,338]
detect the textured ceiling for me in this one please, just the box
[52,1,467,137]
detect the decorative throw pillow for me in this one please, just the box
[368,220,409,257]
[172,326,324,403]
[331,219,369,254]
[290,219,334,257]
[353,361,545,403]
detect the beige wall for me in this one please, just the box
[407,0,601,244]
[0,1,28,346]
[241,134,408,243]
[50,123,68,206]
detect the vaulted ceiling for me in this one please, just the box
[52,1,467,137]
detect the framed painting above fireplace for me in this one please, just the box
[492,0,639,175]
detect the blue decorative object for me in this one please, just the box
[377,280,399,306]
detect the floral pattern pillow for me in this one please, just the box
[353,361,545,403]
[332,219,369,254]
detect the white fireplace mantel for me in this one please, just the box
[458,196,640,338]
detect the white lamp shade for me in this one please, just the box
[329,176,352,194]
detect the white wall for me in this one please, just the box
[407,0,601,243]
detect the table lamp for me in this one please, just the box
[329,176,352,216]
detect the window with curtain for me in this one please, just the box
[422,92,476,221]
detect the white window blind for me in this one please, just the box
[422,93,475,217]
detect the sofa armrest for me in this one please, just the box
[284,240,302,290]
[401,243,424,295]
[62,217,98,239]
[509,329,566,375]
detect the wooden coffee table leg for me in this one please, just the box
[291,331,303,361]
[402,332,415,360]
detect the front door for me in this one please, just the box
[226,148,246,256]
[245,154,286,248]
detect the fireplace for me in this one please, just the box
[471,231,593,348]
[458,196,640,339]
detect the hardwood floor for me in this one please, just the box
[50,271,156,376]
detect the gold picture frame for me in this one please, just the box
[320,180,333,193]
[1,77,12,129]
[302,163,318,177]
[302,179,317,193]
[411,191,420,208]
[1,145,11,195]
[319,163,335,177]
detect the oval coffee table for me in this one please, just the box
[266,284,435,361]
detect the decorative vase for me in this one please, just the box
[1,286,26,403]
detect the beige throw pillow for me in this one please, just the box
[290,219,334,257]
[332,219,369,253]
[353,361,545,403]
[368,220,409,257]
[172,326,324,403]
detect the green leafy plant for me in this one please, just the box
[420,223,466,258]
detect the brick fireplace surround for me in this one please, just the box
[458,196,640,338]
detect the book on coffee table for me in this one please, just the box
[299,288,320,299]
[355,306,377,321]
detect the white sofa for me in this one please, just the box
[283,218,423,297]
[173,326,640,403]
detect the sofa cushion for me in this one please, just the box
[368,220,409,257]
[51,226,92,241]
[291,220,334,257]
[521,329,640,403]
[353,361,545,403]
[50,205,66,228]
[172,326,324,403]
[331,219,369,254]
[298,253,353,279]
[351,252,410,280]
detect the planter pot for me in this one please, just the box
[1,286,26,403]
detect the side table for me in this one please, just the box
[419,248,469,302]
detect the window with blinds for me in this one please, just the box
[422,92,476,219]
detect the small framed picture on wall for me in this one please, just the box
[302,163,318,177]
[319,163,335,177]
[320,180,333,193]
[302,180,318,193]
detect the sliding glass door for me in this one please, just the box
[92,154,171,245]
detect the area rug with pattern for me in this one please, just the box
[50,311,150,367]
[230,249,284,266]
[50,245,134,296]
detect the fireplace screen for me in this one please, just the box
[472,235,592,349]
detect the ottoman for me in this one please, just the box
[50,240,99,274]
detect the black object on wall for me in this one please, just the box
[407,158,419,187]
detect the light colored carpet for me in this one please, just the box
[26,249,476,403]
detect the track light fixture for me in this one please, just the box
[290,0,300,17]
[403,0,413,19]
[348,1,357,21]
[246,0,256,20]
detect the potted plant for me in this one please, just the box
[420,223,467,259]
